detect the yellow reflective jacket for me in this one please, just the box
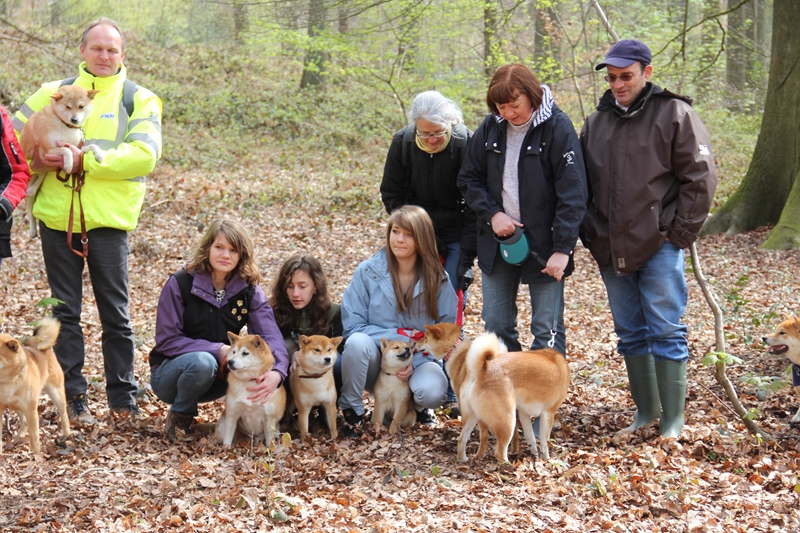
[13,63,162,232]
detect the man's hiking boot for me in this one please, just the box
[67,394,96,426]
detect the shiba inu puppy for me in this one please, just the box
[763,315,800,423]
[20,85,105,236]
[372,338,416,434]
[418,323,570,462]
[287,335,342,441]
[0,317,71,454]
[216,332,286,448]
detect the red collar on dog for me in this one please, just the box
[397,328,424,341]
[298,367,332,379]
[443,337,464,362]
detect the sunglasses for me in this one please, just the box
[603,72,637,83]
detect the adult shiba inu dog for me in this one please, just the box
[20,85,105,235]
[0,317,71,454]
[763,315,800,423]
[216,332,286,448]
[287,335,342,441]
[418,323,570,462]
[372,338,416,434]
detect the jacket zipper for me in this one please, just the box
[9,141,21,164]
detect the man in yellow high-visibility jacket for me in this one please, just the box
[13,17,162,426]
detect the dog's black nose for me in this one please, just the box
[71,117,79,124]
[323,357,331,364]
[227,360,235,369]
[761,337,767,343]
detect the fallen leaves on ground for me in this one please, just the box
[1,169,799,532]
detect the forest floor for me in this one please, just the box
[0,167,799,532]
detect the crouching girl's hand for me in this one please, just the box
[246,370,282,404]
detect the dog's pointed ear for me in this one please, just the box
[299,335,310,348]
[227,331,239,345]
[380,337,388,352]
[87,89,100,100]
[253,335,263,349]
[794,316,800,329]
[331,336,343,349]
[5,339,20,353]
[784,313,793,322]
[50,92,64,101]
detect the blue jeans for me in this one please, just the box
[150,352,228,416]
[481,258,566,354]
[40,223,138,408]
[335,332,448,416]
[600,242,689,362]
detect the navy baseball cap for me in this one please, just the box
[595,39,652,70]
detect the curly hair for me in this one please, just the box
[269,254,333,336]
[186,218,261,285]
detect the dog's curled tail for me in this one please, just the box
[466,332,503,377]
[27,316,61,351]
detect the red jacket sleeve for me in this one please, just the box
[0,106,31,211]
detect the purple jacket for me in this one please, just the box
[152,269,289,381]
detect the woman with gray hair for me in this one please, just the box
[380,90,476,421]
[380,91,476,302]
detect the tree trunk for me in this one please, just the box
[233,0,248,46]
[726,0,755,112]
[300,0,328,89]
[702,0,800,250]
[698,0,721,92]
[484,0,497,78]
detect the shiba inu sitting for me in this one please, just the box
[0,317,71,454]
[763,315,800,423]
[372,338,416,434]
[216,332,286,448]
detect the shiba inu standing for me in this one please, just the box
[763,315,800,423]
[419,322,569,462]
[0,317,71,454]
[287,335,341,442]
[372,338,417,434]
[216,332,286,448]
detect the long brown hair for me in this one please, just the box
[486,63,544,116]
[270,254,333,336]
[385,205,444,321]
[186,218,261,285]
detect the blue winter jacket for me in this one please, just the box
[342,248,458,345]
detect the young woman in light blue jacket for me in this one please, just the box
[337,205,458,437]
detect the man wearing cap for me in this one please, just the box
[580,39,717,438]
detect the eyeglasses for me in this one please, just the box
[416,130,447,140]
[604,72,637,83]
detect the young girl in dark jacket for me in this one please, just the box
[150,218,287,440]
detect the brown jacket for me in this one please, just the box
[580,83,717,275]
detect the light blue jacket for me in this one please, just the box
[342,248,457,345]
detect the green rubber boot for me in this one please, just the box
[620,355,661,432]
[655,360,687,438]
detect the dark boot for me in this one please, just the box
[655,360,687,438]
[165,410,195,441]
[620,355,661,432]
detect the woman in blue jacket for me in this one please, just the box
[457,63,587,355]
[149,218,288,440]
[337,205,458,437]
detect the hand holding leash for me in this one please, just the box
[490,211,523,238]
[542,252,569,282]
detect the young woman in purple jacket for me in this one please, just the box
[149,218,288,440]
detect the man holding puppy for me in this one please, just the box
[13,18,162,425]
[580,40,717,438]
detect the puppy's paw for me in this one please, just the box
[82,144,104,163]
